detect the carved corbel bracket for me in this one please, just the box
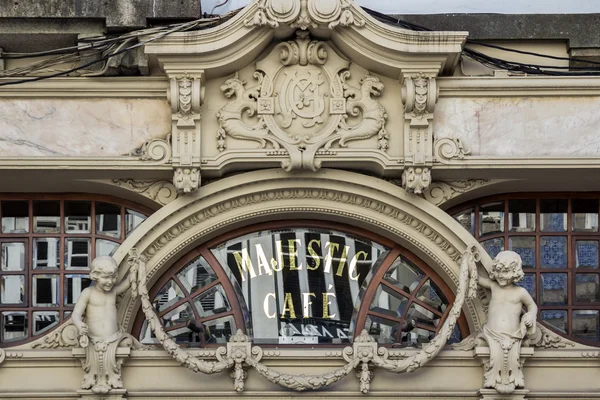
[244,0,365,31]
[168,72,205,194]
[400,72,439,194]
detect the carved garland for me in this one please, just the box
[127,247,479,392]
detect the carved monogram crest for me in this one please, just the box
[216,31,388,171]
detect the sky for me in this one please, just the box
[203,0,600,14]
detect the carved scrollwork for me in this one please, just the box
[111,179,179,206]
[402,166,431,195]
[137,136,172,163]
[216,31,388,171]
[525,323,576,349]
[422,179,491,206]
[434,137,471,163]
[31,321,79,349]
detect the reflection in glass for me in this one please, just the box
[204,315,236,344]
[165,326,195,344]
[403,327,435,346]
[126,209,146,236]
[383,257,424,294]
[453,208,474,235]
[96,202,121,238]
[572,199,599,232]
[2,200,29,233]
[2,311,27,342]
[540,199,567,232]
[541,310,567,333]
[540,236,567,268]
[516,273,536,299]
[32,274,59,307]
[64,201,91,233]
[407,302,441,327]
[1,275,24,304]
[572,310,600,341]
[139,320,158,344]
[576,274,600,303]
[541,273,567,305]
[509,199,535,232]
[193,284,231,318]
[161,302,194,328]
[153,280,185,312]
[416,279,447,313]
[64,274,91,305]
[369,284,408,319]
[96,239,119,257]
[65,238,91,269]
[479,202,504,236]
[364,315,400,344]
[33,238,60,269]
[481,238,504,259]
[576,240,599,269]
[33,200,60,233]
[1,242,25,271]
[509,237,536,268]
[33,311,59,335]
[177,257,218,294]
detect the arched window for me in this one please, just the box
[450,194,600,346]
[134,222,468,347]
[0,195,151,346]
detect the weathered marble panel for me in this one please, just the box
[435,97,600,157]
[0,99,170,156]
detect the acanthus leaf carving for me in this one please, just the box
[216,31,388,172]
[422,179,492,206]
[525,323,576,349]
[401,166,431,195]
[111,179,179,206]
[31,321,79,349]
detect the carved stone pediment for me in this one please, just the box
[217,31,388,171]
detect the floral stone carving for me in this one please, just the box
[216,30,388,171]
[452,251,538,395]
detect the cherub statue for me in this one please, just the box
[72,256,136,394]
[453,250,537,394]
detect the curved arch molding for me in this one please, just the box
[112,168,491,333]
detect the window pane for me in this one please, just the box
[1,242,25,271]
[64,275,91,305]
[1,201,29,233]
[193,284,231,318]
[541,310,567,334]
[96,202,121,238]
[33,200,60,233]
[479,202,504,236]
[33,311,59,335]
[572,199,599,232]
[453,208,474,235]
[96,239,119,257]
[126,209,146,236]
[165,326,195,344]
[1,275,24,304]
[509,236,536,268]
[2,311,27,342]
[370,285,409,319]
[33,238,60,269]
[416,279,448,314]
[508,199,535,232]
[481,238,504,259]
[364,315,400,345]
[64,201,91,233]
[402,327,435,346]
[572,310,600,341]
[540,199,567,232]
[383,257,424,294]
[176,257,218,294]
[541,273,567,305]
[540,236,567,268]
[576,240,599,269]
[406,302,441,328]
[516,273,536,299]
[204,315,236,344]
[32,274,59,307]
[576,274,600,303]
[153,280,185,312]
[65,238,91,269]
[161,302,194,328]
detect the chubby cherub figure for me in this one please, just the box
[478,250,538,394]
[72,256,134,394]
